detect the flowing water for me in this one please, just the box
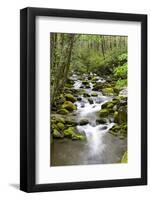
[51,74,127,166]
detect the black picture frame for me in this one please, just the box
[20,7,147,193]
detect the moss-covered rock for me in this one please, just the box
[62,101,77,111]
[99,125,108,130]
[64,127,75,138]
[92,82,109,91]
[85,84,91,88]
[64,93,76,103]
[102,102,110,109]
[96,118,108,124]
[83,92,90,97]
[112,96,122,101]
[91,76,99,81]
[107,102,114,109]
[102,101,116,112]
[109,123,127,138]
[91,92,98,97]
[111,124,121,132]
[99,109,109,117]
[102,87,114,96]
[57,108,69,115]
[65,121,78,127]
[79,119,89,125]
[88,98,94,104]
[52,129,63,138]
[72,134,86,140]
[52,116,65,124]
[77,96,82,101]
[113,87,120,95]
[57,122,65,130]
[82,80,89,86]
[92,83,103,91]
[63,127,86,140]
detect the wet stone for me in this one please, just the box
[88,98,94,104]
[99,125,108,130]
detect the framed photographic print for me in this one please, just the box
[20,7,147,192]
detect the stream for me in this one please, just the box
[51,74,127,166]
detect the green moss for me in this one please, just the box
[57,108,69,115]
[79,119,89,125]
[91,76,98,81]
[102,102,108,109]
[99,109,109,117]
[64,127,75,138]
[102,101,115,109]
[121,151,128,163]
[82,80,89,85]
[115,79,127,89]
[96,118,107,124]
[83,92,90,97]
[72,134,86,140]
[109,123,127,138]
[58,117,65,124]
[111,124,121,132]
[52,129,63,138]
[57,122,64,130]
[91,92,98,97]
[102,88,114,96]
[62,101,77,111]
[114,63,127,79]
[107,103,114,109]
[64,119,78,126]
[118,53,127,63]
[64,93,76,103]
[63,127,86,140]
[53,117,65,124]
[112,96,122,101]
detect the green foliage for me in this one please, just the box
[114,63,127,79]
[115,79,127,89]
[71,36,127,75]
[91,92,98,97]
[95,50,122,75]
[118,53,127,65]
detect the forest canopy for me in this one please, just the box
[50,33,127,105]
